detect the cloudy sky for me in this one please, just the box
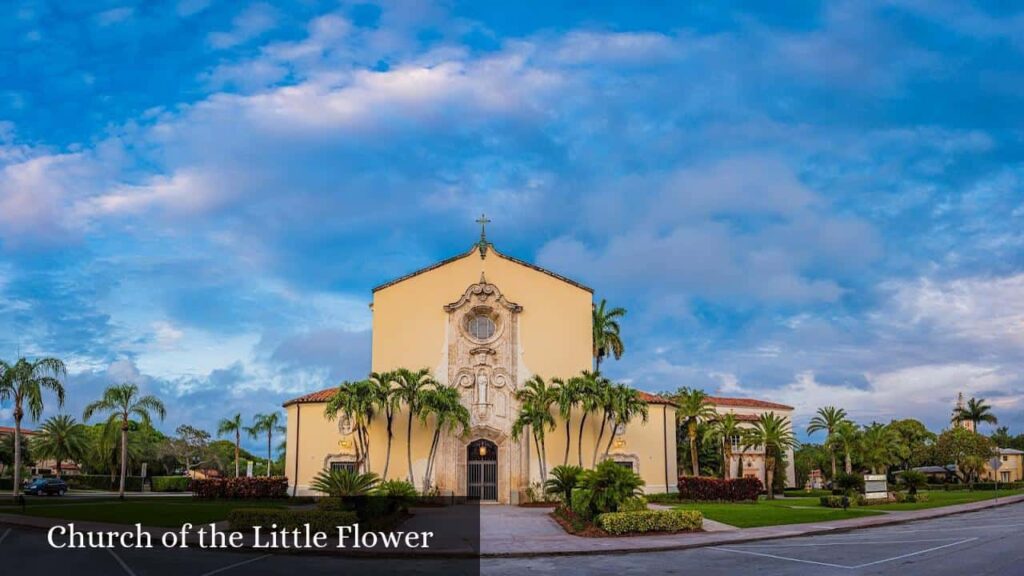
[1,1,1022,451]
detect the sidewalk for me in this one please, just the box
[1,493,1022,557]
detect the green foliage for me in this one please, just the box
[310,468,380,497]
[570,488,593,520]
[65,474,144,492]
[794,443,830,486]
[888,419,936,470]
[592,299,626,369]
[30,415,90,475]
[228,508,357,532]
[577,459,645,516]
[151,476,190,492]
[618,496,648,512]
[898,470,930,495]
[954,397,998,430]
[743,411,798,498]
[933,428,996,483]
[820,495,852,508]
[833,472,865,495]
[596,510,703,535]
[373,479,418,499]
[545,465,583,505]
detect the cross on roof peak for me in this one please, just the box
[475,213,492,259]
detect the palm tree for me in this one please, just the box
[806,406,848,481]
[602,384,648,459]
[393,368,434,484]
[369,371,400,479]
[742,412,797,499]
[574,371,603,467]
[703,413,743,479]
[83,383,166,499]
[552,376,576,466]
[592,300,626,371]
[246,412,286,477]
[828,420,861,474]
[861,422,898,474]
[217,413,244,477]
[0,357,67,497]
[324,380,377,473]
[674,388,716,476]
[418,385,470,490]
[512,375,557,481]
[311,468,380,497]
[30,415,88,478]
[955,397,998,431]
[591,376,615,467]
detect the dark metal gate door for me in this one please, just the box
[468,439,498,501]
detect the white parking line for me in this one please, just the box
[199,554,271,576]
[0,528,11,547]
[851,538,978,568]
[725,538,972,548]
[106,549,137,576]
[713,536,979,570]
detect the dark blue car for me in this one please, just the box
[24,477,68,496]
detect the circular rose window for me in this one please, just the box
[467,314,496,340]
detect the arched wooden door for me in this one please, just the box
[467,439,498,501]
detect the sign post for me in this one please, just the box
[246,460,254,478]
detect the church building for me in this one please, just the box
[283,225,678,503]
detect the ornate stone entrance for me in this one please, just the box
[467,439,498,501]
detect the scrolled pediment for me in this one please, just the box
[443,280,523,313]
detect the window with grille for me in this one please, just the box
[330,461,357,473]
[614,461,634,471]
[467,314,496,340]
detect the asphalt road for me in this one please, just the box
[2,502,1022,576]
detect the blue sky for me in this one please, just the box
[1,1,1023,451]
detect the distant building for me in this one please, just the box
[705,397,797,489]
[981,448,1024,483]
[0,426,81,477]
[951,392,976,433]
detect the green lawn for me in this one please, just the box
[859,489,1024,511]
[673,497,883,528]
[0,498,291,527]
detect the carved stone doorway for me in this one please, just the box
[467,439,498,501]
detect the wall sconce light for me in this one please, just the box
[478,445,488,457]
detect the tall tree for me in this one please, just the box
[888,418,936,472]
[827,420,861,474]
[393,368,434,484]
[955,397,998,431]
[591,376,616,467]
[30,415,88,478]
[246,412,286,477]
[673,387,716,476]
[602,384,649,459]
[513,375,557,481]
[742,412,797,499]
[216,413,244,477]
[574,371,603,467]
[0,356,67,498]
[860,422,899,474]
[806,406,848,481]
[592,299,626,371]
[704,413,743,479]
[324,380,376,474]
[418,385,470,489]
[369,371,400,479]
[552,376,577,466]
[83,383,166,499]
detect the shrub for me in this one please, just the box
[577,460,644,516]
[570,488,594,520]
[820,495,852,508]
[833,472,865,496]
[545,465,583,506]
[677,476,762,502]
[190,477,289,499]
[373,479,418,500]
[65,474,144,492]
[897,470,929,495]
[619,496,648,512]
[151,476,190,492]
[227,508,357,532]
[596,510,703,535]
[310,469,380,497]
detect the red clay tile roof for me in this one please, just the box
[286,387,676,407]
[706,396,794,411]
[0,426,34,435]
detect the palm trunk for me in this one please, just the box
[383,413,394,480]
[406,411,415,484]
[234,431,240,478]
[577,412,588,467]
[563,413,572,466]
[12,413,22,498]
[533,433,544,481]
[266,432,272,477]
[830,452,837,481]
[119,426,128,500]
[765,457,775,500]
[593,414,608,467]
[844,451,852,474]
[360,425,371,473]
[56,460,62,478]
[689,424,699,476]
[604,422,618,458]
[424,428,440,489]
[724,445,733,480]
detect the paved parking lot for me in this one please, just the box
[2,502,1022,575]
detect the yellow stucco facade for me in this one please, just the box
[982,449,1024,483]
[284,241,678,503]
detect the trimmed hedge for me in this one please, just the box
[191,477,289,499]
[227,508,358,532]
[151,476,190,492]
[619,496,648,512]
[677,476,762,502]
[65,474,144,492]
[820,495,849,508]
[596,510,703,535]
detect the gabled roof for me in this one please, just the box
[999,448,1024,455]
[638,391,676,406]
[707,396,794,411]
[371,244,593,294]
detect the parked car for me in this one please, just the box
[23,477,68,496]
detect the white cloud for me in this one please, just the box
[208,3,278,49]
